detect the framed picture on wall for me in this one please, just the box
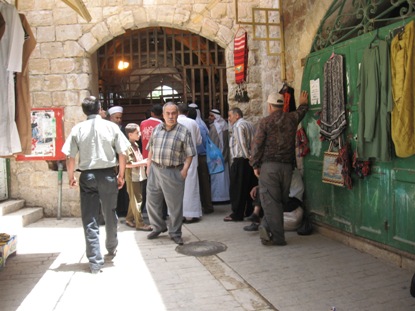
[16,108,66,161]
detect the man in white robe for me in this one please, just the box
[208,109,230,202]
[178,103,203,222]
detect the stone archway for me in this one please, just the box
[96,27,228,124]
[11,3,262,217]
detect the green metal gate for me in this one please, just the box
[301,18,415,254]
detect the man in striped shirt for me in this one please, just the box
[224,107,258,222]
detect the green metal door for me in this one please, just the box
[301,18,415,254]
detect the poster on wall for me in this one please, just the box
[16,108,66,161]
[0,159,8,201]
[310,78,321,105]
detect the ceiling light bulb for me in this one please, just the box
[118,61,129,70]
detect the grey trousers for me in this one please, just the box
[79,168,119,270]
[147,165,185,238]
[259,162,293,244]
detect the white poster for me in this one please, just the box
[0,159,8,201]
[310,79,321,105]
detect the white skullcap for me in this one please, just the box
[189,103,198,109]
[108,106,123,115]
[210,109,221,115]
[267,93,284,106]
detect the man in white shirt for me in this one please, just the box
[62,96,130,274]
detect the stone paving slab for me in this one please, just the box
[191,205,415,311]
[0,204,414,311]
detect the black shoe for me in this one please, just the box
[202,208,214,214]
[171,236,184,245]
[261,239,287,246]
[245,213,260,223]
[243,223,259,231]
[411,273,415,297]
[258,226,271,241]
[147,229,167,240]
[183,217,200,224]
[106,249,117,257]
[90,267,102,274]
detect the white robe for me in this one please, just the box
[0,3,24,156]
[178,115,203,218]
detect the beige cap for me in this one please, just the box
[108,106,123,115]
[267,92,284,106]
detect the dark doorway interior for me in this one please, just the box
[97,27,228,125]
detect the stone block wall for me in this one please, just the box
[281,0,332,94]
[9,0,328,216]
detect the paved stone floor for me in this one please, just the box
[1,203,414,311]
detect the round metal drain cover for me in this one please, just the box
[176,240,227,257]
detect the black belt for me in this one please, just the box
[152,162,183,169]
[77,167,116,172]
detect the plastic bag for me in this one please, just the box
[284,207,304,231]
[206,136,225,174]
[297,214,313,236]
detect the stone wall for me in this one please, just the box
[282,0,332,94]
[9,0,330,216]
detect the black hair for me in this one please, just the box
[82,96,101,116]
[229,107,243,118]
[188,107,197,120]
[178,103,189,115]
[151,104,163,116]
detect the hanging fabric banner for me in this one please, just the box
[234,31,248,84]
[320,53,347,141]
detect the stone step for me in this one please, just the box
[0,207,44,234]
[0,199,25,216]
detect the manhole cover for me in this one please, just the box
[176,240,227,257]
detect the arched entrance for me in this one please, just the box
[97,27,228,124]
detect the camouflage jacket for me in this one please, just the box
[250,105,308,168]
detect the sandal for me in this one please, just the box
[136,224,152,232]
[223,215,243,222]
[223,215,234,222]
[125,220,135,228]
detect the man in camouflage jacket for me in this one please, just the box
[250,91,309,246]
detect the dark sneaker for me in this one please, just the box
[245,213,260,223]
[261,239,287,246]
[91,268,102,274]
[171,236,184,245]
[202,208,214,214]
[183,217,200,224]
[90,265,102,274]
[106,249,117,257]
[243,223,259,231]
[258,226,271,241]
[147,228,167,239]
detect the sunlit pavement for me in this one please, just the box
[1,204,414,311]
